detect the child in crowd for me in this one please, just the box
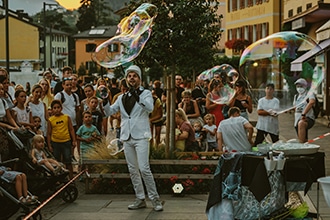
[88,96,104,134]
[31,135,67,175]
[28,84,48,136]
[32,116,43,136]
[193,121,206,151]
[0,166,38,204]
[203,114,218,151]
[47,100,76,179]
[76,111,101,162]
[12,90,33,129]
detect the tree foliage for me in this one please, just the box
[76,0,117,32]
[125,0,222,79]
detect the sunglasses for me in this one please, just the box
[63,77,72,81]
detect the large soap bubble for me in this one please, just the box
[92,3,158,68]
[239,31,324,114]
[198,65,237,104]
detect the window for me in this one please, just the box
[297,6,302,14]
[108,44,119,52]
[288,9,293,17]
[306,3,312,10]
[86,43,96,53]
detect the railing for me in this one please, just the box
[82,152,222,193]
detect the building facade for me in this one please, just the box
[225,0,282,57]
[73,26,118,77]
[0,10,40,70]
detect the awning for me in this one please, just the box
[291,38,330,71]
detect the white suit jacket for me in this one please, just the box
[104,89,154,141]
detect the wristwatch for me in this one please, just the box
[301,114,306,117]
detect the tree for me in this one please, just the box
[126,0,222,78]
[76,0,117,32]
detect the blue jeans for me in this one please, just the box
[123,137,159,200]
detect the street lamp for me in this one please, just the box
[43,2,58,71]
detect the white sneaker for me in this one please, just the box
[152,198,163,211]
[128,198,146,210]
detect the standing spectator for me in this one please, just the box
[0,75,15,110]
[54,78,80,130]
[53,66,73,95]
[229,80,252,121]
[293,78,315,143]
[175,75,185,108]
[71,74,86,103]
[12,90,33,129]
[254,83,280,146]
[95,77,111,134]
[76,110,101,162]
[25,82,31,97]
[178,90,203,126]
[149,90,163,148]
[192,78,207,117]
[109,78,121,131]
[88,96,104,134]
[38,78,53,110]
[0,83,19,130]
[205,79,224,127]
[43,69,57,92]
[0,68,15,99]
[109,78,121,98]
[217,107,254,152]
[47,100,76,179]
[152,80,164,100]
[193,121,206,151]
[202,113,218,152]
[102,65,163,212]
[27,84,48,136]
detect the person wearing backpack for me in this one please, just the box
[293,78,315,143]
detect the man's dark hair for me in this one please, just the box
[266,83,275,89]
[228,107,240,117]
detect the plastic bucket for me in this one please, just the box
[318,176,330,207]
[264,157,276,171]
[276,158,286,170]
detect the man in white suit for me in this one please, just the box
[103,65,163,211]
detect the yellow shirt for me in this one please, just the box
[49,114,71,143]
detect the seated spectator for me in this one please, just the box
[175,108,199,152]
[31,135,67,175]
[178,90,203,126]
[217,107,254,152]
[0,166,38,205]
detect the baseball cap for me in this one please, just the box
[294,78,307,87]
[125,65,141,79]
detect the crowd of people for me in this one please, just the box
[0,64,317,209]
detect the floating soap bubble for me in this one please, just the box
[92,3,158,68]
[197,65,238,104]
[97,85,109,99]
[239,31,324,114]
[107,138,124,156]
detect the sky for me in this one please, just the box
[56,0,81,10]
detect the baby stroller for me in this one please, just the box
[4,128,78,204]
[0,158,41,220]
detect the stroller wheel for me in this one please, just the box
[61,185,78,203]
[32,211,42,220]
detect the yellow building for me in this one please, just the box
[73,26,118,77]
[0,11,40,70]
[225,0,283,57]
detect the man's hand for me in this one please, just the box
[129,87,140,102]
